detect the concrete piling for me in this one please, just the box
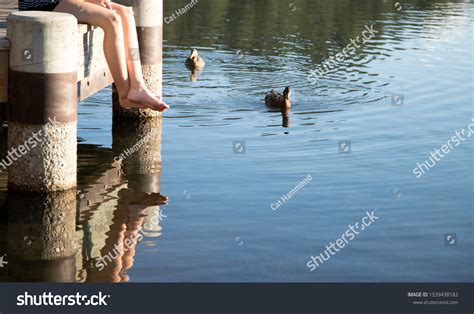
[6,12,78,191]
[113,0,163,119]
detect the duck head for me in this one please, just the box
[283,86,292,100]
[189,49,198,60]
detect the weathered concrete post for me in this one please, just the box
[6,12,78,191]
[113,0,163,119]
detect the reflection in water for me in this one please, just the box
[267,107,291,128]
[2,189,77,282]
[281,107,290,128]
[189,68,203,82]
[0,117,168,282]
[0,0,472,282]
[80,117,168,282]
[83,189,168,283]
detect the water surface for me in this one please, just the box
[0,0,472,282]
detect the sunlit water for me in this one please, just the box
[0,0,472,282]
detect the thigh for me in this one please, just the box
[54,1,115,28]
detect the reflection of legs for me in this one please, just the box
[54,1,168,111]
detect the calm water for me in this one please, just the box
[0,0,472,282]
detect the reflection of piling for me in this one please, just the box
[6,12,77,191]
[6,189,77,282]
[112,0,163,119]
[112,118,162,194]
[112,117,164,248]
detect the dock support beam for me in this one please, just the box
[7,12,78,192]
[113,0,163,120]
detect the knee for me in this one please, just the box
[122,6,135,21]
[104,11,122,32]
[116,5,134,22]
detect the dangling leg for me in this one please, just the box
[54,1,168,111]
[110,3,168,111]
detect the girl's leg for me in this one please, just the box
[54,1,167,111]
[108,3,165,107]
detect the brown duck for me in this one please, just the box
[265,87,291,109]
[185,49,205,70]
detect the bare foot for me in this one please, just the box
[120,97,147,110]
[128,86,169,112]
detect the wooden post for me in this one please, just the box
[6,12,78,191]
[113,0,163,119]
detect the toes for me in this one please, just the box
[158,104,169,112]
[120,100,148,110]
[158,105,169,112]
[146,103,168,112]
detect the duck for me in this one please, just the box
[265,86,291,109]
[185,49,205,70]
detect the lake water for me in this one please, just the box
[0,0,472,282]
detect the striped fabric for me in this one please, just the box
[19,0,61,11]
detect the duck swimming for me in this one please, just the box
[265,87,291,109]
[185,49,205,70]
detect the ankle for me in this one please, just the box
[112,85,130,100]
[130,82,147,91]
